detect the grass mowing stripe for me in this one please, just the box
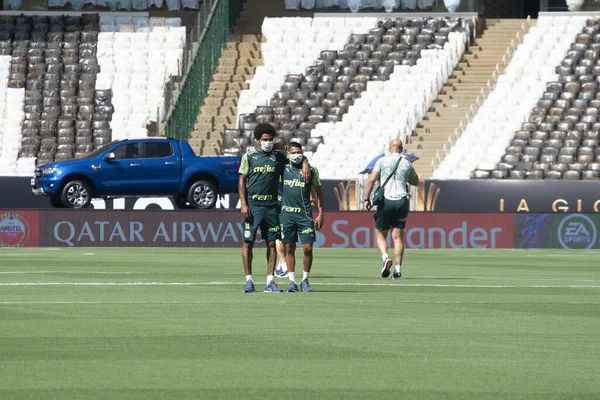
[3,271,600,283]
[1,300,599,305]
[2,271,600,282]
[2,281,600,288]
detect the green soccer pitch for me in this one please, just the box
[1,248,599,400]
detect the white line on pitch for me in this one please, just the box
[414,276,600,282]
[0,300,598,306]
[1,282,600,288]
[0,271,142,275]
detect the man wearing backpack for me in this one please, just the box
[363,139,419,280]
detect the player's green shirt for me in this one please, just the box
[281,163,321,215]
[238,150,287,206]
[246,147,285,203]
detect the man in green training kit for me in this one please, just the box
[238,124,310,293]
[364,138,419,279]
[273,137,290,278]
[247,137,290,278]
[280,142,324,293]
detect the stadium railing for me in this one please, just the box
[161,0,242,140]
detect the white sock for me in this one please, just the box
[395,265,401,274]
[280,262,288,272]
[381,254,388,261]
[267,275,273,284]
[245,275,253,282]
[288,271,296,283]
[302,271,309,281]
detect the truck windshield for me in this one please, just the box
[85,141,120,159]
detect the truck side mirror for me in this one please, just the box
[103,152,116,161]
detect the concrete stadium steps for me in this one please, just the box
[190,0,275,155]
[410,18,527,179]
[191,0,315,155]
[190,34,263,155]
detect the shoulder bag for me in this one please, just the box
[372,156,402,207]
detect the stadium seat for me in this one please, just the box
[228,16,469,179]
[49,0,197,10]
[0,14,185,173]
[434,15,597,180]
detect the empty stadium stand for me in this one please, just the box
[222,15,471,179]
[188,34,262,156]
[435,14,600,180]
[47,0,200,12]
[414,18,527,178]
[0,13,184,177]
[97,15,185,141]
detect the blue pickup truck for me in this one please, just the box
[30,138,241,209]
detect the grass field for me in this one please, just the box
[1,248,599,400]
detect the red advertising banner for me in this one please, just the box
[0,210,40,247]
[39,210,514,249]
[317,212,514,249]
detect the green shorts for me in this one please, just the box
[243,204,280,242]
[280,212,316,245]
[374,197,409,231]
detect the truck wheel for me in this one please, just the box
[49,196,64,208]
[60,180,92,209]
[174,195,190,209]
[187,180,218,209]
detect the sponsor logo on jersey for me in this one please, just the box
[251,194,274,201]
[253,165,276,173]
[283,178,306,188]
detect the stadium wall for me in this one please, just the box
[2,177,600,213]
[2,210,598,250]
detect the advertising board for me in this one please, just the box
[414,180,600,213]
[0,210,40,247]
[38,211,514,249]
[0,177,355,211]
[515,213,600,249]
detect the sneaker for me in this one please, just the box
[264,280,283,293]
[301,279,313,292]
[275,267,289,278]
[392,271,402,280]
[243,280,255,293]
[381,258,393,278]
[287,281,299,292]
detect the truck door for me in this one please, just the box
[100,142,142,194]
[134,141,181,194]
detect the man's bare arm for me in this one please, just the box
[408,173,419,187]
[314,186,324,230]
[238,174,251,218]
[363,170,380,210]
[365,170,380,200]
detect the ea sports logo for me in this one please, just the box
[557,214,597,250]
[0,212,30,248]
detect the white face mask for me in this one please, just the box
[289,153,303,164]
[260,140,274,152]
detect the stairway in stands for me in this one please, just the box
[189,0,311,155]
[411,18,527,178]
